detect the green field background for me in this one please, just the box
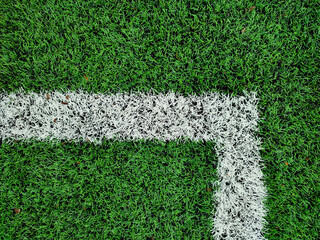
[1,0,319,239]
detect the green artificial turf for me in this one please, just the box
[1,0,320,239]
[1,139,218,239]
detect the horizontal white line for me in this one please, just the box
[0,88,268,239]
[0,88,258,144]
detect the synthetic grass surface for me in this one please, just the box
[1,140,218,239]
[1,0,320,239]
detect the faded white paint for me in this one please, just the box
[0,88,268,239]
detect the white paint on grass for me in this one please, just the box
[0,88,268,239]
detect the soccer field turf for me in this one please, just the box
[1,1,319,239]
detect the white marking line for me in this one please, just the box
[0,88,268,239]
